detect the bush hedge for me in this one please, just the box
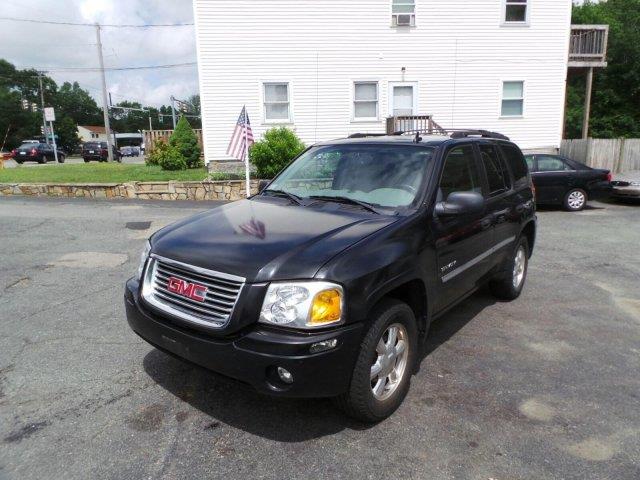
[146,139,187,171]
[249,127,305,178]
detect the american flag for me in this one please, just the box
[226,106,254,161]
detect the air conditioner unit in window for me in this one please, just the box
[396,14,413,26]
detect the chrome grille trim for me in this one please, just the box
[141,254,245,329]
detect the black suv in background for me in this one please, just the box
[125,130,536,422]
[82,142,122,162]
[12,142,66,164]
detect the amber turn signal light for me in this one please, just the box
[309,288,342,325]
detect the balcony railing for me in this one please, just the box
[385,115,447,135]
[569,25,609,68]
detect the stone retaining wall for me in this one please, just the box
[0,180,260,201]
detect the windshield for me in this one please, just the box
[265,144,434,208]
[18,143,39,149]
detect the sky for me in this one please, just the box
[0,0,198,107]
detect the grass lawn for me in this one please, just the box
[0,163,235,183]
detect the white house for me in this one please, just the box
[77,125,110,143]
[193,0,575,162]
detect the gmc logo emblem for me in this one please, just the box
[167,276,208,302]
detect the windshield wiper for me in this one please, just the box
[262,189,304,205]
[309,195,384,215]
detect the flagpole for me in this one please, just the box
[243,106,250,198]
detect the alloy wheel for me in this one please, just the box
[512,246,526,289]
[370,323,409,401]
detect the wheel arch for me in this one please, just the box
[366,277,430,340]
[521,220,536,257]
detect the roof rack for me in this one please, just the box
[447,129,510,140]
[348,132,403,139]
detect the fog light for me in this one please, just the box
[277,367,294,384]
[309,338,338,354]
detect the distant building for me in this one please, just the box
[193,0,607,161]
[77,125,112,143]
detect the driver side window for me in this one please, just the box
[439,146,481,201]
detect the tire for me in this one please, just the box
[58,155,65,163]
[564,188,587,211]
[15,159,23,165]
[84,158,90,163]
[335,299,418,423]
[489,236,529,301]
[38,155,47,164]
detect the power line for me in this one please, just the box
[0,16,193,27]
[18,62,197,73]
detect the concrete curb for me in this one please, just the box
[0,180,260,201]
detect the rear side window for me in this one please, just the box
[439,145,481,200]
[479,144,511,196]
[524,155,535,171]
[537,155,568,172]
[500,144,529,189]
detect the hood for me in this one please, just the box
[151,198,398,282]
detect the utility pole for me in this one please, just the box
[170,96,177,129]
[95,23,114,162]
[37,73,48,144]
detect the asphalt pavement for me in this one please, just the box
[0,196,639,479]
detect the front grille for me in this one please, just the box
[142,254,245,329]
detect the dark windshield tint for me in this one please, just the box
[266,144,435,208]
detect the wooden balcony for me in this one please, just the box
[569,25,609,68]
[385,115,447,135]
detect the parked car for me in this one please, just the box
[12,142,66,164]
[523,154,611,211]
[611,171,640,201]
[82,142,122,162]
[125,130,536,422]
[120,146,139,157]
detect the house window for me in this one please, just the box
[392,0,415,26]
[504,0,528,24]
[263,82,290,122]
[353,82,378,120]
[501,81,524,117]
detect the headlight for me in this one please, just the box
[259,281,344,329]
[137,241,151,279]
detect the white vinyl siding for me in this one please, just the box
[503,0,529,25]
[501,81,524,117]
[194,0,572,161]
[353,82,379,120]
[263,82,290,122]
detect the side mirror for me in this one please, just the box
[435,191,484,217]
[258,179,270,193]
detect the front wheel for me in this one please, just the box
[489,237,529,300]
[564,188,587,211]
[38,155,47,164]
[335,299,418,423]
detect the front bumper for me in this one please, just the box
[124,278,363,397]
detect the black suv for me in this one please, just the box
[82,142,121,162]
[125,130,536,422]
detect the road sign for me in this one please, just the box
[44,107,56,122]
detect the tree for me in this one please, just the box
[55,116,81,153]
[54,82,101,126]
[169,116,202,168]
[566,0,640,138]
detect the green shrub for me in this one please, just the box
[249,127,305,178]
[169,116,203,168]
[147,139,187,171]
